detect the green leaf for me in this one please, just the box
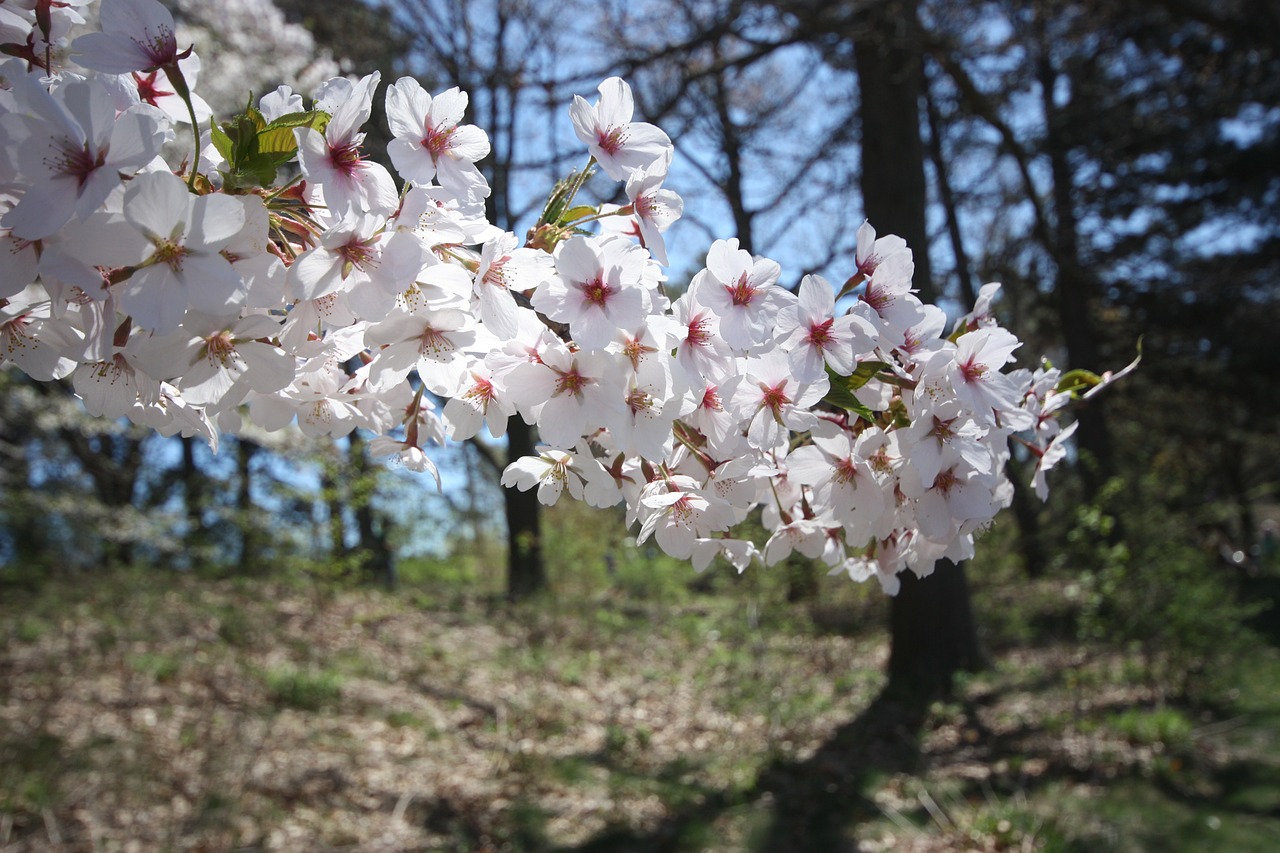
[227,114,260,169]
[558,205,597,226]
[539,173,577,227]
[537,165,595,229]
[234,153,282,188]
[846,360,890,391]
[209,119,233,162]
[263,110,329,134]
[257,110,329,156]
[244,105,267,132]
[822,365,878,423]
[1055,368,1103,395]
[255,126,300,158]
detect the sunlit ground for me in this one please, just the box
[2,560,1277,852]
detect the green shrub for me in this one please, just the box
[264,665,343,711]
[1070,478,1268,700]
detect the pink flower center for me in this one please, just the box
[931,467,961,497]
[626,388,654,415]
[328,141,364,178]
[699,385,723,412]
[103,353,131,379]
[49,140,105,187]
[623,336,654,370]
[205,331,235,366]
[462,376,495,407]
[422,123,455,160]
[806,317,834,348]
[857,251,881,278]
[596,126,627,156]
[929,414,958,441]
[153,239,188,272]
[727,273,757,307]
[868,447,894,476]
[581,277,612,307]
[132,26,178,68]
[418,326,455,357]
[554,366,590,398]
[686,314,714,348]
[481,257,508,290]
[862,282,892,313]
[959,357,987,384]
[338,238,377,277]
[759,381,791,414]
[132,71,172,106]
[634,195,658,219]
[834,457,860,486]
[669,493,696,525]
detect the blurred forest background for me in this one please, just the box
[2,0,1279,850]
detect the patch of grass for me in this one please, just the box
[213,602,255,647]
[1062,778,1280,852]
[0,732,65,813]
[128,651,182,682]
[503,797,551,850]
[332,648,388,681]
[384,710,436,735]
[966,800,1084,853]
[1217,762,1280,816]
[14,615,49,644]
[1106,706,1195,750]
[263,665,343,711]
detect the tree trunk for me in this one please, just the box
[348,431,395,587]
[1035,20,1113,490]
[505,417,546,600]
[181,436,210,570]
[1006,457,1047,578]
[886,562,986,699]
[854,0,985,698]
[321,460,347,561]
[236,437,263,574]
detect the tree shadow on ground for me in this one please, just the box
[559,687,934,853]
[554,669,1280,853]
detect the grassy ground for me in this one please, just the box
[0,568,1277,852]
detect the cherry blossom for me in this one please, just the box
[532,235,650,352]
[473,232,553,340]
[2,72,167,240]
[623,157,683,265]
[788,423,889,546]
[734,351,827,450]
[118,170,246,334]
[946,326,1025,419]
[71,0,180,74]
[501,446,584,506]
[0,0,1109,595]
[385,78,490,197]
[443,362,516,441]
[569,76,672,181]
[776,274,877,381]
[636,475,734,559]
[296,72,398,217]
[692,237,794,350]
[287,211,425,319]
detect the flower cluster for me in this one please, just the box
[0,0,1117,591]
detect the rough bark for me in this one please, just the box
[854,0,986,698]
[504,417,546,600]
[348,431,395,587]
[1036,36,1113,487]
[234,438,264,573]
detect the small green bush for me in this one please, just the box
[264,665,343,711]
[1070,477,1268,700]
